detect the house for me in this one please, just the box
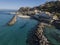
[53,15,59,20]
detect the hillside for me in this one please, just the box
[18,1,60,19]
[38,1,60,13]
[18,1,60,12]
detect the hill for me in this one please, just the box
[18,1,60,18]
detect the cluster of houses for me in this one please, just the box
[16,9,59,24]
[16,9,41,15]
[17,9,59,20]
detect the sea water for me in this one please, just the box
[0,10,38,45]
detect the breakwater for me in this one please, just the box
[26,22,51,45]
[8,15,31,26]
[8,15,17,25]
[35,23,51,45]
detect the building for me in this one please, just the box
[53,15,59,20]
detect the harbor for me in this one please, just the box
[0,0,60,45]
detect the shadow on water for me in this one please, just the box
[20,22,28,29]
[26,24,40,45]
[52,20,60,30]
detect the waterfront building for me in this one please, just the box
[53,15,59,20]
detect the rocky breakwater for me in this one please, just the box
[35,23,51,45]
[27,22,51,45]
[8,15,17,26]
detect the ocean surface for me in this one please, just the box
[0,10,38,45]
[44,25,60,45]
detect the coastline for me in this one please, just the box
[6,10,60,45]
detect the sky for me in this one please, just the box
[0,0,53,10]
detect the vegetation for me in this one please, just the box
[18,0,60,18]
[36,0,60,19]
[39,1,60,13]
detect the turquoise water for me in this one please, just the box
[0,11,38,45]
[44,26,60,45]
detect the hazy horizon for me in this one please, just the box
[0,0,53,10]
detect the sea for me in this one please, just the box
[0,10,38,45]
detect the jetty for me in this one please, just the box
[8,15,17,25]
[36,23,50,45]
[8,15,30,26]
